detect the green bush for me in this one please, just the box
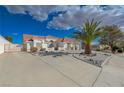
[40,48,45,51]
[118,48,123,53]
[112,46,119,53]
[112,46,119,50]
[96,49,101,51]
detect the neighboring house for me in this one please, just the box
[0,35,21,54]
[23,34,82,52]
[98,44,111,50]
[0,35,10,54]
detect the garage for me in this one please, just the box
[0,35,10,54]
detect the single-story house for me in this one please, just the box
[23,34,82,52]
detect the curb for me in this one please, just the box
[101,55,113,67]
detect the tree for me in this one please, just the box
[4,36,13,43]
[74,19,104,54]
[100,25,123,52]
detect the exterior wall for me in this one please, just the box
[22,44,27,51]
[63,43,68,50]
[42,43,48,49]
[0,42,4,54]
[36,43,42,51]
[4,44,21,52]
[46,38,57,42]
[24,40,81,52]
[33,40,43,51]
[33,40,42,47]
[27,43,31,52]
[23,34,82,52]
[0,35,10,54]
[24,41,34,52]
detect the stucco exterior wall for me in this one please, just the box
[0,35,10,54]
[0,42,4,54]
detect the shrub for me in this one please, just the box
[96,49,100,51]
[40,48,45,51]
[112,46,119,50]
[118,48,123,53]
[104,47,109,50]
[30,47,38,52]
[54,47,58,50]
[112,46,119,53]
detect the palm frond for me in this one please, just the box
[74,19,102,45]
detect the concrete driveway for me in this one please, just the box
[0,52,100,87]
[0,52,124,87]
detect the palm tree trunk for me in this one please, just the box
[84,44,91,54]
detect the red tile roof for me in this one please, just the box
[63,38,76,43]
[23,34,58,42]
[56,38,64,42]
[23,34,46,42]
[23,34,79,43]
[56,38,79,43]
[23,34,33,42]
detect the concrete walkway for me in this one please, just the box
[0,52,124,87]
[94,54,124,87]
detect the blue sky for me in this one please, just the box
[0,5,124,44]
[0,6,75,44]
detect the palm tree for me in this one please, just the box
[74,19,104,54]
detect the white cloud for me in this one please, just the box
[48,5,124,30]
[4,5,124,30]
[4,5,67,21]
